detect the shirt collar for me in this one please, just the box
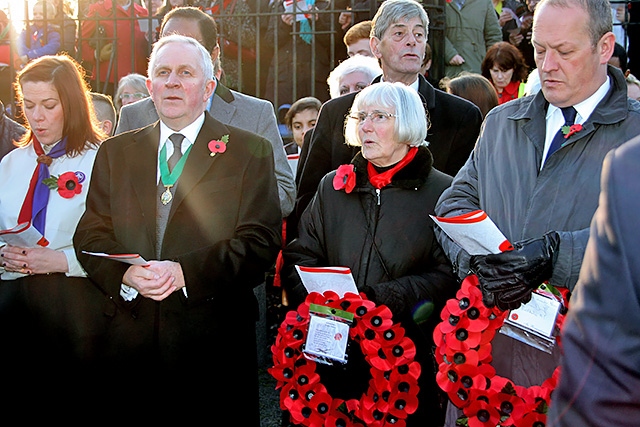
[380,75,420,92]
[159,113,206,154]
[157,113,205,182]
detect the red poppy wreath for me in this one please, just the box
[433,275,569,427]
[269,291,421,427]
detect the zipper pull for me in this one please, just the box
[376,188,380,205]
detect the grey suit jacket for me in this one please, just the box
[115,81,295,216]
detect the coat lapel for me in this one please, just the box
[124,124,162,248]
[210,82,237,123]
[169,114,232,217]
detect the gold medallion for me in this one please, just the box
[161,186,173,205]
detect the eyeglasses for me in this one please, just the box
[348,110,397,124]
[119,92,148,101]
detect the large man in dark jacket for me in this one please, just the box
[292,0,482,239]
[547,136,640,427]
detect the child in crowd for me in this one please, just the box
[17,1,61,69]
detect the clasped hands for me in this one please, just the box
[0,245,68,275]
[123,260,185,301]
[470,231,560,311]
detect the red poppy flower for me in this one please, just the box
[333,164,356,193]
[360,378,391,424]
[387,389,419,418]
[208,134,229,156]
[522,384,553,409]
[488,388,527,425]
[520,410,548,427]
[386,360,422,388]
[434,275,570,427]
[270,292,419,427]
[57,171,82,198]
[542,367,560,390]
[563,123,583,139]
[326,399,364,427]
[443,323,483,351]
[302,384,333,426]
[368,335,417,371]
[463,399,502,427]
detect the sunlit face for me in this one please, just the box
[21,81,64,146]
[338,71,372,97]
[145,0,163,15]
[147,41,214,130]
[489,66,515,91]
[370,17,426,85]
[32,4,52,28]
[347,38,374,58]
[291,108,318,148]
[532,2,614,107]
[356,108,408,167]
[119,84,148,107]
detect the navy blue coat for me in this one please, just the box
[548,135,640,427]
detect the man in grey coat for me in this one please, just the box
[434,0,640,424]
[115,7,295,217]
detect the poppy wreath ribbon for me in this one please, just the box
[433,275,568,427]
[269,291,421,427]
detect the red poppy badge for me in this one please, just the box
[208,134,229,157]
[43,171,83,199]
[562,124,583,139]
[333,164,356,193]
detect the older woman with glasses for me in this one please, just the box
[281,82,458,427]
[114,72,149,113]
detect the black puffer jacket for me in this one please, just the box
[282,146,458,427]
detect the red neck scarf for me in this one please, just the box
[367,146,418,189]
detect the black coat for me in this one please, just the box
[283,147,458,426]
[291,74,482,240]
[74,113,282,423]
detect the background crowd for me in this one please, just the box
[0,0,639,425]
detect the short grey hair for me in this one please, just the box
[147,34,214,85]
[327,55,382,99]
[371,0,430,41]
[344,82,428,148]
[536,0,612,47]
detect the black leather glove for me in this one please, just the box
[470,231,560,311]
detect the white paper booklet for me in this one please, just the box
[295,265,359,297]
[430,210,513,255]
[82,251,149,266]
[0,221,49,247]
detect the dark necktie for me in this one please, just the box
[156,133,185,257]
[167,133,185,173]
[545,106,577,162]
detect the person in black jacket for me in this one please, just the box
[291,0,482,241]
[283,82,458,427]
[0,100,26,161]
